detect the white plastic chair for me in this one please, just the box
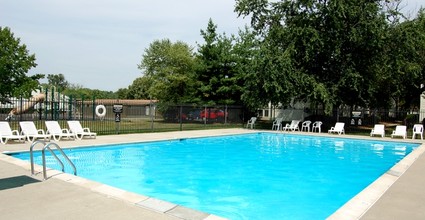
[246,117,257,129]
[271,118,283,131]
[370,124,385,138]
[67,121,97,140]
[328,122,345,135]
[0,122,26,144]
[19,121,51,142]
[282,120,300,132]
[45,121,75,141]
[391,125,407,139]
[412,124,423,140]
[312,121,322,133]
[301,120,311,132]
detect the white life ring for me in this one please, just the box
[95,105,106,118]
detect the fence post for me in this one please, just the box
[81,95,85,120]
[19,96,23,121]
[53,87,60,120]
[61,93,65,120]
[44,87,48,120]
[68,95,73,120]
[92,95,96,121]
[225,104,228,125]
[179,105,183,131]
[204,105,207,126]
[38,93,42,120]
[150,98,154,131]
[50,87,55,120]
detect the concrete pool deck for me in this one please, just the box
[0,128,424,219]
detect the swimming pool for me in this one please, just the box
[10,133,419,219]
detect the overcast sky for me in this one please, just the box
[1,0,424,92]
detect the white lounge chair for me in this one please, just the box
[246,117,257,129]
[271,118,283,131]
[301,120,312,132]
[0,122,26,144]
[282,120,300,132]
[312,121,322,133]
[328,122,345,135]
[370,124,385,138]
[67,121,97,140]
[19,121,51,142]
[391,125,407,139]
[412,124,423,140]
[45,121,75,141]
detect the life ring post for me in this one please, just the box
[95,105,107,120]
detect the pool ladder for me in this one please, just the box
[30,140,77,180]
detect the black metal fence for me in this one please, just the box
[1,94,248,135]
[1,91,423,136]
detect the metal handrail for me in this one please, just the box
[43,147,65,173]
[42,143,77,180]
[30,140,47,175]
[29,140,77,180]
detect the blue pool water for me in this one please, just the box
[10,133,419,219]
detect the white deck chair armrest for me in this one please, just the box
[12,130,20,135]
[83,128,91,132]
[62,128,71,133]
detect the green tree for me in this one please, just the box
[63,84,118,99]
[195,19,244,105]
[138,39,196,104]
[393,9,425,110]
[237,25,301,111]
[0,27,43,102]
[235,0,390,113]
[47,73,69,91]
[116,88,129,99]
[126,76,152,99]
[371,9,425,110]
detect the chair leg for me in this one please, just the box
[53,135,60,141]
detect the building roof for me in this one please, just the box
[80,99,157,105]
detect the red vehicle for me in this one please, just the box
[200,109,227,120]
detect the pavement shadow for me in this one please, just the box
[0,175,41,190]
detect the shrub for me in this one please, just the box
[404,114,419,128]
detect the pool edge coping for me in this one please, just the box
[327,137,425,220]
[1,129,423,220]
[0,129,262,220]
